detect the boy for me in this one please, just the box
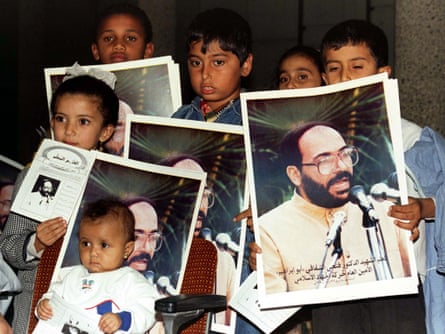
[248,19,430,334]
[91,3,154,64]
[312,19,428,334]
[172,8,257,333]
[90,3,155,156]
[171,7,253,125]
[35,198,158,333]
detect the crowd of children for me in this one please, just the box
[0,3,442,334]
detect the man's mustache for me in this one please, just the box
[327,171,352,188]
[127,252,151,264]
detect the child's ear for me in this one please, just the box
[124,241,135,259]
[144,42,155,59]
[240,53,253,77]
[91,43,100,61]
[378,65,392,77]
[99,124,115,143]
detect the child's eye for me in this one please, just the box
[103,36,114,43]
[298,74,309,81]
[213,59,225,66]
[327,66,339,73]
[101,242,110,249]
[54,115,66,123]
[126,35,137,42]
[79,118,91,126]
[352,65,364,70]
[279,76,289,84]
[81,241,90,247]
[189,59,201,67]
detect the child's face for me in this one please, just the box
[51,93,114,150]
[322,42,390,84]
[78,216,133,273]
[279,54,323,89]
[91,14,154,64]
[187,40,252,110]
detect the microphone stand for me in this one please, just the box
[361,210,393,280]
[317,227,343,289]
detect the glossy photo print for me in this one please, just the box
[125,115,248,334]
[241,73,418,309]
[54,152,206,297]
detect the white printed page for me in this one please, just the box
[229,272,300,334]
[11,139,96,222]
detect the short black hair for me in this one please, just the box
[186,7,252,64]
[320,19,388,68]
[94,3,153,43]
[50,75,119,128]
[82,198,135,242]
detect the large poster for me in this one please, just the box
[16,140,206,333]
[54,152,206,296]
[125,116,248,334]
[241,73,418,309]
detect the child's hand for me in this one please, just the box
[98,312,121,334]
[233,206,254,232]
[248,242,262,271]
[389,197,428,241]
[34,217,67,252]
[36,298,53,320]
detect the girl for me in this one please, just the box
[0,73,118,333]
[273,45,324,90]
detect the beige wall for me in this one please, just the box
[395,0,445,136]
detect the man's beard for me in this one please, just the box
[40,190,51,197]
[301,171,351,208]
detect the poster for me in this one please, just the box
[241,73,418,309]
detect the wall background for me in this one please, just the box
[0,0,443,164]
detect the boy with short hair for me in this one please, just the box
[172,8,257,333]
[171,7,253,125]
[311,18,428,334]
[90,3,155,156]
[91,3,154,64]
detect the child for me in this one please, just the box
[0,72,119,333]
[236,43,325,334]
[90,3,155,156]
[273,45,324,90]
[310,19,428,334]
[171,8,256,333]
[35,198,157,333]
[91,3,154,64]
[248,19,430,334]
[171,7,253,125]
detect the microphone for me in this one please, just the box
[325,211,346,246]
[349,185,379,225]
[370,183,400,204]
[386,171,399,189]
